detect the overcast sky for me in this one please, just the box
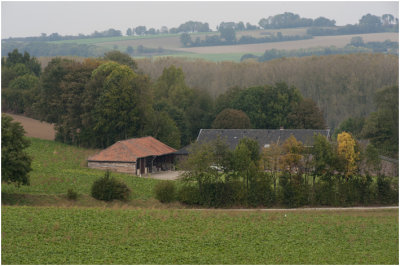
[1,1,399,38]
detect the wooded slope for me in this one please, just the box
[137,54,398,129]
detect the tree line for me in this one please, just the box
[136,53,398,131]
[3,12,396,44]
[2,49,326,150]
[179,13,398,48]
[2,50,397,159]
[171,132,398,207]
[180,30,311,47]
[308,13,399,36]
[241,38,398,62]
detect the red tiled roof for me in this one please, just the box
[88,136,177,162]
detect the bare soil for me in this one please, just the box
[3,113,55,140]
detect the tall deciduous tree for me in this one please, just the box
[336,132,360,178]
[280,135,305,175]
[287,98,326,129]
[361,85,398,157]
[88,62,152,148]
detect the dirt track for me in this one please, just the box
[3,113,55,140]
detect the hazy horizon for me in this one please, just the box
[2,1,399,39]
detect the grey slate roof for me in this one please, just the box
[196,129,330,150]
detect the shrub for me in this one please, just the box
[91,171,131,202]
[376,175,398,204]
[154,181,176,203]
[279,173,310,208]
[67,188,78,200]
[314,175,338,206]
[248,173,275,207]
[177,185,201,205]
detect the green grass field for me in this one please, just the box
[2,206,398,264]
[2,138,159,201]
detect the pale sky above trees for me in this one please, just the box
[2,1,398,38]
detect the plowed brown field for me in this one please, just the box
[3,113,55,140]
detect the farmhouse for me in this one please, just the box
[175,128,331,155]
[87,136,176,176]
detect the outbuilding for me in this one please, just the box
[87,136,176,176]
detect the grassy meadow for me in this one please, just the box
[2,206,398,264]
[2,138,160,204]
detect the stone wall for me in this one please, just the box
[88,161,136,174]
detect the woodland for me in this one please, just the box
[2,48,398,160]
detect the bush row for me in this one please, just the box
[156,173,398,208]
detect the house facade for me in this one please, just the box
[87,136,176,176]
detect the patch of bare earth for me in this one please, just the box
[3,113,55,140]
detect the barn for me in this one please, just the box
[87,136,177,176]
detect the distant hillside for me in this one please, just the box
[3,28,397,62]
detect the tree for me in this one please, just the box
[126,28,132,36]
[350,36,365,47]
[359,14,382,31]
[287,98,326,129]
[212,108,251,129]
[382,14,395,25]
[313,17,336,27]
[2,114,32,186]
[261,142,282,192]
[280,135,305,175]
[334,116,365,139]
[336,132,360,178]
[219,27,236,43]
[103,50,137,70]
[361,85,398,157]
[89,62,152,147]
[180,33,192,47]
[126,46,134,55]
[146,111,181,149]
[312,134,335,181]
[231,137,260,193]
[135,26,147,35]
[2,74,39,114]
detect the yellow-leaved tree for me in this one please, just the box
[280,135,305,175]
[336,132,360,178]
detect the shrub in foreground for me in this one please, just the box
[91,171,131,201]
[67,188,78,200]
[154,180,176,203]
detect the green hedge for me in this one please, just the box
[177,173,398,208]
